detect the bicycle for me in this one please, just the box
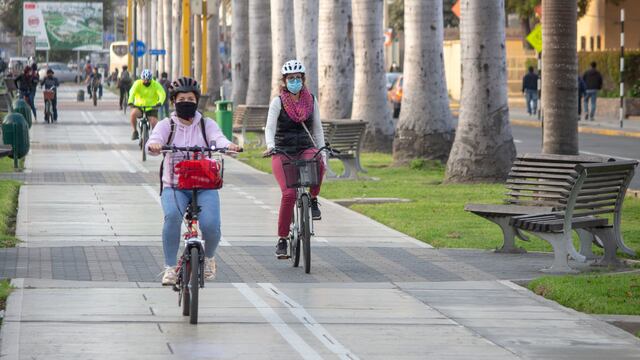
[90,81,99,107]
[43,89,55,124]
[264,145,338,274]
[160,145,236,324]
[134,106,158,162]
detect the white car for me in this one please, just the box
[38,62,78,83]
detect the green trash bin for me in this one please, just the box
[214,100,233,141]
[13,98,32,128]
[2,112,30,169]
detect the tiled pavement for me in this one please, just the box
[1,85,638,359]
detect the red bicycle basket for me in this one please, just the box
[43,90,55,101]
[174,158,223,190]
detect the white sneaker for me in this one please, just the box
[204,257,217,280]
[162,266,177,286]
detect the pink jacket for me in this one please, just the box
[147,111,232,189]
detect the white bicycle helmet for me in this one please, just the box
[281,60,305,75]
[141,69,153,80]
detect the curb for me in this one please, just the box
[511,118,640,138]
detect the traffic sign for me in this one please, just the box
[452,0,461,18]
[129,40,146,57]
[149,49,166,56]
[526,24,542,53]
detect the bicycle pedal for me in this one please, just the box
[277,254,290,260]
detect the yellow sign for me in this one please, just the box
[527,24,542,53]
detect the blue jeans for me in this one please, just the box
[584,89,598,119]
[160,188,222,266]
[525,89,538,115]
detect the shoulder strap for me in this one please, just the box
[200,114,209,146]
[159,119,177,195]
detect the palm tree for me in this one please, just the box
[293,0,318,95]
[150,0,157,74]
[231,0,249,105]
[270,0,296,98]
[171,0,182,79]
[444,0,516,183]
[318,0,354,119]
[194,15,202,81]
[351,0,394,152]
[245,1,271,105]
[392,0,454,165]
[542,0,578,155]
[207,0,222,101]
[163,0,172,75]
[156,0,164,73]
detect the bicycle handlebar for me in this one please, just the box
[160,145,243,154]
[263,145,340,159]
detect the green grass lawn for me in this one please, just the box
[0,180,20,248]
[0,279,11,319]
[236,142,640,256]
[529,273,640,315]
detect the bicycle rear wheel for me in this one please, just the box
[44,101,51,124]
[189,247,200,324]
[92,88,97,106]
[300,195,311,273]
[141,121,149,161]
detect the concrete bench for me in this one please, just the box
[465,153,637,258]
[322,119,368,179]
[510,160,638,273]
[232,105,269,147]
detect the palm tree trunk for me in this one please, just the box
[171,0,182,80]
[444,0,516,183]
[144,1,152,70]
[392,0,454,165]
[194,15,202,81]
[245,1,271,105]
[207,0,222,101]
[293,0,318,95]
[318,0,354,119]
[163,0,172,75]
[151,0,158,74]
[352,0,394,152]
[542,0,578,155]
[157,0,164,74]
[231,0,249,105]
[270,0,296,98]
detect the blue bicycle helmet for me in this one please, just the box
[141,69,153,80]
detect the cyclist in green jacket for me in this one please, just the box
[128,69,166,140]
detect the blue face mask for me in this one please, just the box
[286,78,303,94]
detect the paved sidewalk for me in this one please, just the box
[1,86,639,359]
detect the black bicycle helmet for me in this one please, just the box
[169,76,201,101]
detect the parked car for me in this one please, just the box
[38,62,78,83]
[385,72,401,91]
[387,74,403,118]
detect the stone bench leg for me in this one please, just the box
[575,229,599,260]
[338,158,359,179]
[616,233,636,257]
[488,217,526,254]
[589,227,622,267]
[534,232,579,274]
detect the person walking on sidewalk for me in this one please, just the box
[522,66,538,116]
[582,62,603,121]
[117,65,132,110]
[578,75,586,117]
[263,60,327,259]
[146,76,242,285]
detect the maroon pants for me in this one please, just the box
[272,148,325,237]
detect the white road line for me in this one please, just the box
[142,184,161,205]
[233,283,323,360]
[111,149,136,173]
[514,139,523,144]
[219,236,231,247]
[120,150,149,173]
[91,126,109,144]
[86,111,99,124]
[579,150,638,162]
[253,200,265,205]
[259,283,360,360]
[80,111,91,124]
[270,210,279,215]
[315,237,328,243]
[260,205,271,210]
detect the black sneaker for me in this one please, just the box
[275,238,289,259]
[131,130,139,140]
[311,198,321,220]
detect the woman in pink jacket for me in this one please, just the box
[147,77,241,286]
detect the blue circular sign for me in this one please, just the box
[129,40,146,57]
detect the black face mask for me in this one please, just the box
[175,101,198,119]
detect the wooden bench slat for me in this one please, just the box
[505,185,570,194]
[464,204,554,216]
[573,200,617,210]
[506,179,574,189]
[513,161,581,169]
[511,166,579,175]
[581,180,624,189]
[506,192,565,200]
[508,172,576,181]
[506,199,566,207]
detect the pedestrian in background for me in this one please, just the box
[578,75,586,118]
[582,61,603,121]
[158,72,171,119]
[118,65,132,110]
[522,66,539,116]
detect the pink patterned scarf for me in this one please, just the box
[280,87,314,123]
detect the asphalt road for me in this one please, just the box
[511,125,640,190]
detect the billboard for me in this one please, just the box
[23,2,103,51]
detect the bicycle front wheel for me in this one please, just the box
[182,255,190,317]
[300,195,311,274]
[189,247,200,324]
[141,121,149,161]
[92,89,97,106]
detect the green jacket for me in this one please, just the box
[127,79,166,109]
